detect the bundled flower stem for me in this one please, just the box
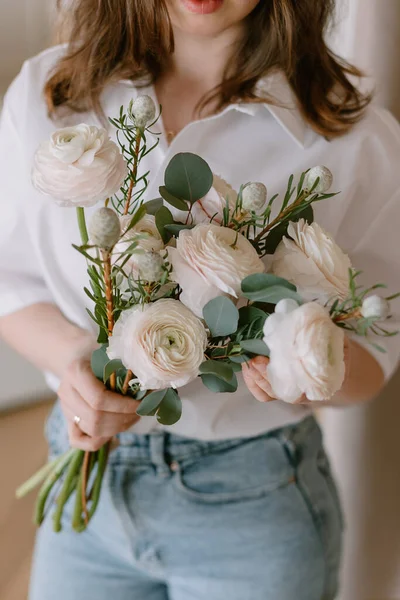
[101,250,116,385]
[122,370,134,395]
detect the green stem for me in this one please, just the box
[52,475,78,533]
[72,449,98,532]
[76,207,89,245]
[34,448,76,526]
[87,443,110,523]
[16,454,65,499]
[53,450,85,533]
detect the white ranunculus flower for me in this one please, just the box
[114,214,165,278]
[107,299,208,390]
[361,295,391,321]
[271,219,352,304]
[168,223,265,317]
[168,175,239,225]
[263,300,345,403]
[32,124,127,207]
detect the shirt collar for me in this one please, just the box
[120,70,309,149]
[236,70,309,149]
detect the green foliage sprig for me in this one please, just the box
[109,104,162,216]
[330,270,399,352]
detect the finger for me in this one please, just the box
[63,386,140,438]
[242,367,274,403]
[293,394,309,405]
[67,422,110,452]
[249,356,270,373]
[69,360,140,414]
[244,364,276,397]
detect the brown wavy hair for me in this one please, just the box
[45,0,371,138]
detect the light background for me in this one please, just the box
[0,1,399,598]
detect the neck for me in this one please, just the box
[165,24,244,91]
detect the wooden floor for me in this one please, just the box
[0,401,54,600]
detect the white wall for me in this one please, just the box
[0,0,52,409]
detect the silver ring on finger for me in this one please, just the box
[74,415,82,428]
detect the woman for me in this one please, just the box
[0,1,399,598]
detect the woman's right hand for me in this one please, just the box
[58,357,141,451]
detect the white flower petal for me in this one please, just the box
[271,220,352,304]
[32,124,127,207]
[107,299,207,391]
[263,302,345,403]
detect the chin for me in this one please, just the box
[167,0,261,37]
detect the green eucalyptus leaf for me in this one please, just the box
[91,346,109,381]
[264,204,314,255]
[286,203,314,224]
[229,362,243,373]
[240,339,270,357]
[238,306,268,327]
[156,389,182,425]
[164,224,194,235]
[137,389,168,417]
[263,222,289,255]
[199,360,234,382]
[241,273,297,294]
[200,372,238,393]
[144,198,164,216]
[103,359,125,383]
[155,206,174,243]
[159,186,189,212]
[229,355,250,364]
[164,153,213,203]
[243,285,302,305]
[203,296,239,337]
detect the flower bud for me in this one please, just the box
[136,251,164,282]
[89,207,121,249]
[361,295,391,321]
[304,166,333,194]
[275,298,300,315]
[242,182,267,211]
[129,96,156,129]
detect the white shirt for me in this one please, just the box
[1,45,399,440]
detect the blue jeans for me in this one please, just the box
[29,404,343,600]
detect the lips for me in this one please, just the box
[181,0,224,15]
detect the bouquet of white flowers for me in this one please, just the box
[17,96,398,532]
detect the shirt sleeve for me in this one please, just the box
[340,106,400,382]
[349,186,400,382]
[0,75,55,318]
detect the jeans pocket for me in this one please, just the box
[173,436,295,504]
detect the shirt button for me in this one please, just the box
[170,460,179,472]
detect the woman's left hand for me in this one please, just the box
[242,338,351,405]
[241,356,277,403]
